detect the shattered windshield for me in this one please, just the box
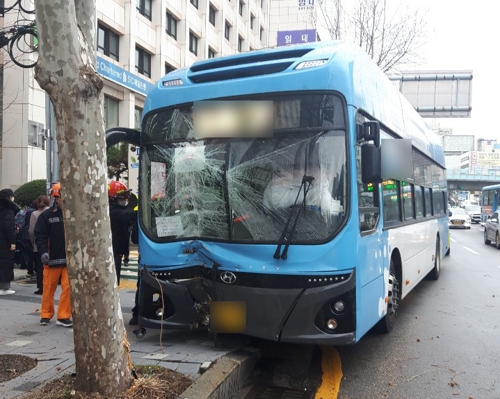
[139,93,348,243]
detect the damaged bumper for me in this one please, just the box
[138,266,357,345]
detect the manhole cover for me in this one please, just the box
[245,384,313,399]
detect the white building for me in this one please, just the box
[1,0,318,193]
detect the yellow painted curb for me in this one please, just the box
[314,346,342,399]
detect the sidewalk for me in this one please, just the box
[0,266,259,399]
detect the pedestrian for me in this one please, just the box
[123,192,138,266]
[108,181,137,286]
[20,199,38,278]
[29,195,50,295]
[0,188,20,295]
[34,183,72,327]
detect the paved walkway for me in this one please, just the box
[0,263,255,399]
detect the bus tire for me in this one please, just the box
[376,260,399,334]
[428,237,441,281]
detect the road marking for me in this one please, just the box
[5,340,32,347]
[462,246,479,255]
[450,237,457,242]
[315,346,342,399]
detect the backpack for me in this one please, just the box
[14,208,28,229]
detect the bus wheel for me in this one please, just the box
[428,237,441,281]
[377,260,400,333]
[484,230,491,245]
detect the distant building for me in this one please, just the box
[477,138,498,152]
[441,135,475,157]
[460,151,500,175]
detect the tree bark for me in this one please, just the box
[34,1,133,395]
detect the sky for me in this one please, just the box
[416,0,499,141]
[316,0,498,142]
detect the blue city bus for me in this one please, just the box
[107,41,449,345]
[481,183,500,222]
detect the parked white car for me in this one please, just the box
[448,207,471,229]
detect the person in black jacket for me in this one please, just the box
[34,183,72,327]
[0,188,19,295]
[108,181,137,285]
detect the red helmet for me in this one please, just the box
[108,181,130,198]
[51,183,61,198]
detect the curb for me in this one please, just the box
[179,347,261,399]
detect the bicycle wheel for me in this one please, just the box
[9,30,38,68]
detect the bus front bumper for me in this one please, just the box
[138,266,357,345]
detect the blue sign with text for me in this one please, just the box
[96,56,154,96]
[277,29,316,46]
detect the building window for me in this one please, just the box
[238,35,243,52]
[104,96,119,129]
[260,26,264,41]
[136,0,152,20]
[134,108,143,130]
[189,31,198,55]
[250,14,255,29]
[135,47,151,78]
[166,12,177,39]
[190,0,198,8]
[208,47,216,58]
[165,63,176,74]
[261,0,264,8]
[225,21,231,40]
[249,46,254,51]
[209,4,216,26]
[239,1,243,15]
[97,24,119,61]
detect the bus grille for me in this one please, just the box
[187,47,314,83]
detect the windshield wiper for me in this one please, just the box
[273,175,315,260]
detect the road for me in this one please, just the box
[235,223,500,399]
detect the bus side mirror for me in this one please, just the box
[105,127,140,150]
[361,144,382,184]
[357,121,380,147]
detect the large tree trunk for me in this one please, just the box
[34,1,133,395]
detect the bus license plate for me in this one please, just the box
[210,301,246,333]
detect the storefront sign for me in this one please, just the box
[277,29,316,46]
[96,56,155,96]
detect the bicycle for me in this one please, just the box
[0,22,38,68]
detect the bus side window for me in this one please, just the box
[402,182,415,220]
[424,187,432,216]
[382,180,401,224]
[414,186,424,218]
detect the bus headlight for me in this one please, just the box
[326,318,338,331]
[332,301,345,314]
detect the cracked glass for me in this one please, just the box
[139,93,348,243]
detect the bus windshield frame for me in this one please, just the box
[138,92,348,244]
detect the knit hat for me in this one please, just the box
[0,188,14,198]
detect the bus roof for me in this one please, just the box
[145,41,444,166]
[482,184,500,190]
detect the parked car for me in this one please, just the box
[448,207,471,229]
[484,211,500,249]
[464,205,481,224]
